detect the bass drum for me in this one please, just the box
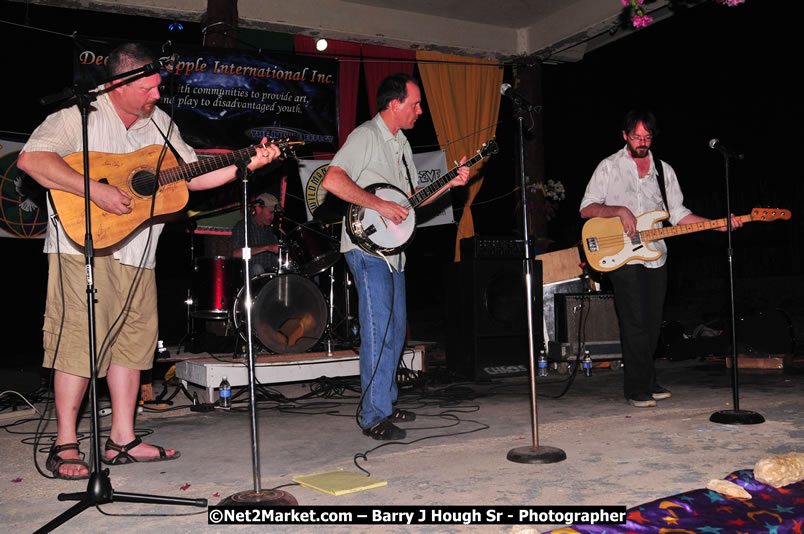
[233,273,327,354]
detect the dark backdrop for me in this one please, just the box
[2,1,800,363]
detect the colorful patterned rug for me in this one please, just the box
[546,470,803,534]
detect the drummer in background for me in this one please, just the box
[231,192,280,275]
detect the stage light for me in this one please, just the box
[169,22,184,32]
[315,38,328,52]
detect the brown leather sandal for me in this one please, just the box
[102,436,181,465]
[45,442,90,480]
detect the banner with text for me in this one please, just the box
[75,44,338,153]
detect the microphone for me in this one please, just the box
[160,53,180,72]
[709,138,744,160]
[130,60,161,77]
[500,83,540,112]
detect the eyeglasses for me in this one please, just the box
[628,133,653,143]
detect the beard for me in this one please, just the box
[137,102,157,119]
[627,143,649,159]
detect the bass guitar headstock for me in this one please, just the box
[750,208,792,222]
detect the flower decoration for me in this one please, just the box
[621,0,653,28]
[620,0,746,28]
[527,179,566,221]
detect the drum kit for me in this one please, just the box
[187,220,358,355]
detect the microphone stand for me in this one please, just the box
[505,107,566,464]
[709,151,764,425]
[218,158,298,506]
[36,62,206,534]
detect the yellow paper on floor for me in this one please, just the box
[292,470,387,496]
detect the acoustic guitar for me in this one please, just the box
[50,140,301,249]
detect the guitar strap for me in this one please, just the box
[401,154,416,194]
[654,153,670,227]
[150,119,186,166]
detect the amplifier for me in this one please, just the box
[460,236,526,260]
[552,293,621,361]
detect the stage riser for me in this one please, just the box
[175,347,422,403]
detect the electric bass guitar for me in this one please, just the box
[582,207,791,272]
[346,139,498,256]
[50,140,302,249]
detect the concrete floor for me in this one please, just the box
[1,354,801,534]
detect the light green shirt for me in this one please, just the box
[330,113,417,270]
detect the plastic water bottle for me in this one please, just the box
[219,376,231,409]
[538,350,548,377]
[583,350,592,377]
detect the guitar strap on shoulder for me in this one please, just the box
[654,153,670,227]
[401,154,415,194]
[654,153,668,212]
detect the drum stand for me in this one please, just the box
[218,157,297,506]
[318,262,358,353]
[323,264,338,355]
[177,218,198,354]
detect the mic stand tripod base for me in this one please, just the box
[709,409,765,425]
[507,445,567,464]
[218,489,299,506]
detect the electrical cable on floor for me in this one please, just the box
[352,410,490,478]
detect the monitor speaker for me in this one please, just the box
[447,255,542,379]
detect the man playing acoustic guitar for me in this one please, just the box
[18,43,281,479]
[579,109,741,408]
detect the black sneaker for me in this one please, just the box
[628,393,657,408]
[652,386,672,400]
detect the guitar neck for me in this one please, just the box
[407,150,485,209]
[640,214,752,241]
[159,146,258,185]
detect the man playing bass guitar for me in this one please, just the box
[579,109,741,408]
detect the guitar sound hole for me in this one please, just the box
[131,171,158,197]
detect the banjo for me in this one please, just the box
[346,139,498,256]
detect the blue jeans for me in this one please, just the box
[345,249,407,429]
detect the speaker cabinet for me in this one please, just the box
[447,255,542,379]
[550,293,621,361]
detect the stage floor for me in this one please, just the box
[2,355,802,533]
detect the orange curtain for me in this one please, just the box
[416,51,503,261]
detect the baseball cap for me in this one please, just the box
[253,193,279,211]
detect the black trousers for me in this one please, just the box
[607,263,667,399]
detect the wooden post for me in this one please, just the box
[512,64,549,250]
[203,0,239,48]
